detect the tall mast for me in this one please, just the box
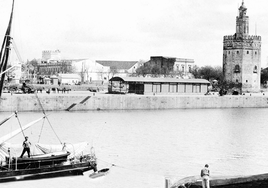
[0,0,15,97]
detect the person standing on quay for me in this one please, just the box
[20,136,31,158]
[201,164,210,188]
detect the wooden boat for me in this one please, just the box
[0,108,98,183]
[89,168,110,179]
[0,154,97,182]
[168,173,268,188]
[0,115,98,183]
[5,151,70,169]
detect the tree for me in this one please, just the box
[261,67,268,86]
[190,65,244,94]
[191,65,223,82]
[169,70,184,78]
[218,80,242,94]
[135,64,151,77]
[151,65,161,77]
[190,65,200,78]
[21,59,38,82]
[135,64,169,77]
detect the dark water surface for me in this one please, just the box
[1,108,268,188]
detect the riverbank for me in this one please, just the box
[1,91,268,112]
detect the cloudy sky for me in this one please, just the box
[0,0,268,67]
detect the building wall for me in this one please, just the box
[127,62,143,74]
[178,84,185,93]
[3,94,268,112]
[73,59,111,83]
[174,58,194,74]
[37,61,73,76]
[42,50,61,62]
[42,50,61,61]
[162,84,169,93]
[58,74,81,85]
[170,84,177,93]
[144,83,152,93]
[148,56,176,71]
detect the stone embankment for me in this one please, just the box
[1,91,268,112]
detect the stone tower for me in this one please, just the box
[223,0,261,92]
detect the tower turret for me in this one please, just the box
[236,0,249,38]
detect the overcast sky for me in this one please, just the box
[1,0,268,67]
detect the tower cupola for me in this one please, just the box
[236,0,249,39]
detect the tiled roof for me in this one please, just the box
[110,76,210,84]
[96,60,138,70]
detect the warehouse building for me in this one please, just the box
[109,77,210,95]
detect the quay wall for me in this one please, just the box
[1,94,268,112]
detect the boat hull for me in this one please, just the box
[174,173,268,188]
[0,161,96,183]
[6,152,70,170]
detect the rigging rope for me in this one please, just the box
[14,111,25,138]
[35,93,62,144]
[0,112,15,126]
[37,117,46,143]
[11,39,22,62]
[97,158,165,178]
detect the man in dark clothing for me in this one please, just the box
[20,136,31,158]
[201,164,210,188]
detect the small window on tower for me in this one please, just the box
[246,80,248,83]
[247,51,249,54]
[228,51,230,54]
[237,51,239,54]
[255,51,257,55]
[234,65,240,73]
[253,65,257,73]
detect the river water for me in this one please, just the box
[1,108,268,188]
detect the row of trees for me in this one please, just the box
[184,65,243,93]
[135,64,184,78]
[135,63,224,80]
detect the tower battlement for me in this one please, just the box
[223,35,261,41]
[223,35,261,49]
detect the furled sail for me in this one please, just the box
[36,142,89,159]
[0,0,15,97]
[0,112,15,126]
